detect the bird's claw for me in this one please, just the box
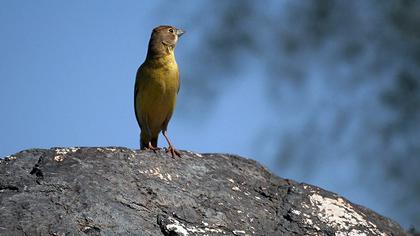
[146,143,161,154]
[165,146,181,158]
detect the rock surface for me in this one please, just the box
[0,147,408,235]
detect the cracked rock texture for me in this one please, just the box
[0,147,408,235]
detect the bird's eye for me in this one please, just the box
[169,28,174,33]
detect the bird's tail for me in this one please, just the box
[140,132,158,149]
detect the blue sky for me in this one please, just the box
[0,1,268,159]
[1,1,154,152]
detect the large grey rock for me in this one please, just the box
[0,147,408,235]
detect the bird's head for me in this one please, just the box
[147,25,185,58]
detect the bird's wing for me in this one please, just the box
[134,66,143,129]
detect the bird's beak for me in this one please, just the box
[176,28,185,37]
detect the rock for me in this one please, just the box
[0,147,408,235]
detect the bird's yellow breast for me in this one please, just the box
[135,52,180,136]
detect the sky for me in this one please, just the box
[1,1,153,152]
[0,1,416,229]
[0,1,264,161]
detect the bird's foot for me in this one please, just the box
[146,143,161,153]
[146,146,161,151]
[165,146,181,158]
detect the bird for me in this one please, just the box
[134,25,185,158]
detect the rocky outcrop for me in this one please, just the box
[0,147,407,235]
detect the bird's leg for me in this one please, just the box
[162,131,181,158]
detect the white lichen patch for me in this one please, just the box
[291,209,301,215]
[304,217,321,231]
[166,223,189,236]
[184,150,203,158]
[301,202,310,209]
[246,213,254,223]
[54,155,65,162]
[170,219,225,235]
[233,229,246,235]
[307,193,386,236]
[55,147,79,155]
[185,226,205,233]
[96,147,115,152]
[53,147,79,162]
[5,155,16,161]
[337,229,368,236]
[232,186,240,191]
[186,226,225,234]
[205,227,225,233]
[138,167,174,181]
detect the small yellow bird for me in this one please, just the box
[134,25,185,158]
